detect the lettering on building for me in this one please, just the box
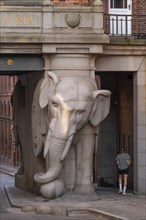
[0,15,34,26]
[0,12,42,28]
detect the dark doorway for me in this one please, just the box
[95,72,134,190]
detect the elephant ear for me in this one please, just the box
[39,71,60,108]
[32,79,49,156]
[32,71,60,156]
[90,90,111,126]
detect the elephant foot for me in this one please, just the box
[74,184,95,194]
[40,179,65,199]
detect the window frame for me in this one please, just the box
[110,0,127,9]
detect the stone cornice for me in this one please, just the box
[0,33,109,44]
[103,44,146,55]
[0,0,52,6]
[109,36,146,46]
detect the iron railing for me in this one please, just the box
[104,14,146,38]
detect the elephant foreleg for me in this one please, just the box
[74,134,95,194]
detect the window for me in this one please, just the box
[110,0,127,9]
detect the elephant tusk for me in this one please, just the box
[44,130,52,158]
[60,134,74,162]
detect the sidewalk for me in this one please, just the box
[0,162,146,220]
[0,162,18,176]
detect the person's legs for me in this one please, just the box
[123,174,128,194]
[118,174,123,193]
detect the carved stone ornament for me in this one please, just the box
[65,13,81,28]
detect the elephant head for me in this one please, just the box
[32,71,111,185]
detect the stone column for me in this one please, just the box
[134,57,146,194]
[43,53,98,78]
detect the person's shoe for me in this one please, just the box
[118,190,123,195]
[123,192,127,195]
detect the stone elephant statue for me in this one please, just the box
[32,71,111,199]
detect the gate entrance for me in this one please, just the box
[0,54,44,165]
[95,72,134,190]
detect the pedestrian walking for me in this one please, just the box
[116,147,131,195]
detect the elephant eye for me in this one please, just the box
[52,101,58,107]
[77,110,84,115]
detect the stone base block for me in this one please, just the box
[15,174,26,190]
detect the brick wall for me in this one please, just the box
[103,0,109,34]
[133,0,146,15]
[133,0,146,35]
[103,0,108,13]
[0,76,19,166]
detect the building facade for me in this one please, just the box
[0,75,19,165]
[0,0,146,195]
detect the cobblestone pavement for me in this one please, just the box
[0,163,146,220]
[0,173,13,212]
[0,172,109,220]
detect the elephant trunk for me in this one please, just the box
[34,134,73,184]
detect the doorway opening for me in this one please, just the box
[94,72,134,190]
[0,54,44,166]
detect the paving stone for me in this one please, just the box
[0,164,146,220]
